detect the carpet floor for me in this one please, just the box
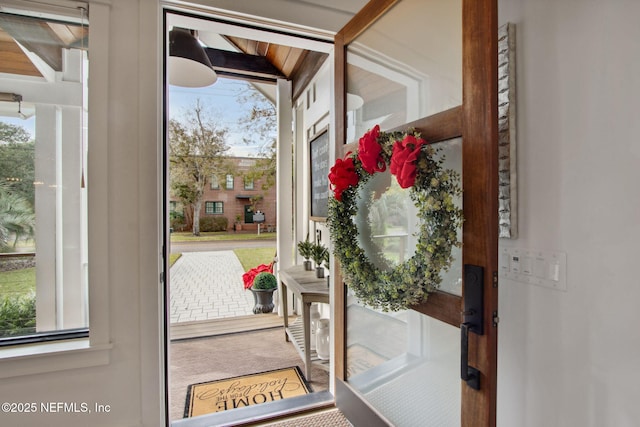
[170,327,330,422]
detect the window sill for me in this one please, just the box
[0,339,112,379]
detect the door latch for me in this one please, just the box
[461,264,483,390]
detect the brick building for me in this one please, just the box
[171,156,276,232]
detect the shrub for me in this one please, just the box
[170,217,187,232]
[0,294,36,337]
[252,272,277,290]
[199,216,228,232]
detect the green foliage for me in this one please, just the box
[0,122,31,144]
[0,294,36,337]
[0,182,35,252]
[252,272,277,290]
[297,233,314,260]
[199,216,228,232]
[311,241,329,265]
[0,122,35,208]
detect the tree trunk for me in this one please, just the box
[192,199,201,236]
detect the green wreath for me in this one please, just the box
[327,126,463,311]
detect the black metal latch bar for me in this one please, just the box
[461,264,484,390]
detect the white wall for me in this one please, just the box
[497,1,640,426]
[0,1,163,426]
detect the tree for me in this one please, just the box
[169,100,230,236]
[0,182,34,252]
[0,122,35,206]
[238,87,277,191]
[0,122,30,145]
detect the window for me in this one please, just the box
[244,177,254,190]
[0,10,89,343]
[225,174,234,190]
[205,201,224,214]
[210,175,220,189]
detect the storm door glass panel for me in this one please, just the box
[344,0,462,425]
[346,0,461,142]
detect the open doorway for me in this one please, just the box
[163,9,334,423]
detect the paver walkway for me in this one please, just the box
[169,251,254,323]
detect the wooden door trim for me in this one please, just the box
[461,0,498,425]
[342,106,462,155]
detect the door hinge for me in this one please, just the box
[493,311,500,328]
[493,271,498,288]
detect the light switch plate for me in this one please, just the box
[499,248,567,292]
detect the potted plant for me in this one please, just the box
[311,241,329,279]
[297,232,314,271]
[234,214,243,231]
[250,272,278,314]
[242,263,277,314]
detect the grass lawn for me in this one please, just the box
[234,247,277,272]
[170,231,276,243]
[0,267,35,298]
[169,253,182,267]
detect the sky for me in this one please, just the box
[1,77,272,157]
[169,77,271,157]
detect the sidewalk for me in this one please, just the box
[169,251,254,323]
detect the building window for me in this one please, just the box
[225,174,234,190]
[244,177,254,190]
[205,201,224,214]
[210,175,220,189]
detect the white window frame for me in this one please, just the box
[205,201,224,214]
[225,174,234,189]
[0,0,112,379]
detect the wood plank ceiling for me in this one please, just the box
[0,13,87,77]
[222,35,328,101]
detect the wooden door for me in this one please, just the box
[332,0,498,425]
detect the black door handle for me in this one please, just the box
[461,264,484,390]
[461,322,480,390]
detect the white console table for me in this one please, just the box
[280,265,330,381]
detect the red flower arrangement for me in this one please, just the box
[389,134,427,189]
[328,125,429,197]
[242,262,274,290]
[357,124,386,174]
[328,154,359,201]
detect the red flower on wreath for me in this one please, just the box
[329,153,359,201]
[390,134,427,189]
[357,125,386,174]
[242,263,273,290]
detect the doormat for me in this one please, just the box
[346,344,388,378]
[184,366,312,418]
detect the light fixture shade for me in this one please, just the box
[169,28,217,88]
[346,93,364,111]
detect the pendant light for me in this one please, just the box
[169,28,217,88]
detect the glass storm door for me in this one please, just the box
[333,0,498,425]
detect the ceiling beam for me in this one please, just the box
[204,47,285,81]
